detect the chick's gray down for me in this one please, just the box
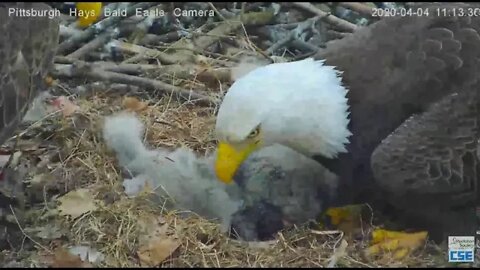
[103,113,338,241]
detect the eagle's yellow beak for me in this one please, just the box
[215,141,259,184]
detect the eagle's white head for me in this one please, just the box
[214,58,352,183]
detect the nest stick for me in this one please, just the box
[57,60,159,75]
[67,29,119,59]
[195,10,275,51]
[67,3,157,59]
[290,2,357,32]
[165,10,276,64]
[139,31,187,46]
[56,57,230,81]
[266,16,320,55]
[338,2,374,18]
[107,40,178,64]
[73,82,141,96]
[57,2,156,55]
[53,64,217,106]
[59,25,82,38]
[291,39,323,53]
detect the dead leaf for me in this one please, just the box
[136,214,178,266]
[137,237,180,266]
[69,246,105,264]
[57,188,98,219]
[123,97,148,112]
[30,172,55,186]
[50,96,80,117]
[24,225,64,240]
[50,248,93,267]
[37,226,64,240]
[0,154,11,168]
[137,214,169,245]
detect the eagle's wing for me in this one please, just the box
[371,89,480,205]
[0,3,59,145]
[370,86,480,238]
[314,2,480,204]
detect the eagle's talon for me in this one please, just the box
[323,206,428,261]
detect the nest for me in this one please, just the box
[1,74,447,268]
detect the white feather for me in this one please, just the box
[215,58,352,158]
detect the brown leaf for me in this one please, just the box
[137,215,168,244]
[122,97,148,112]
[57,188,99,219]
[50,248,93,268]
[137,213,172,263]
[137,237,180,266]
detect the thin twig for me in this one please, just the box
[9,205,52,253]
[208,2,228,21]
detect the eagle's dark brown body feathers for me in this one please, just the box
[314,3,480,237]
[0,3,59,145]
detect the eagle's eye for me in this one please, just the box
[247,126,260,139]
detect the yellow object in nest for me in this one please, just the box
[365,229,428,260]
[324,205,428,261]
[75,2,102,28]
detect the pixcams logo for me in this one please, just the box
[448,236,475,263]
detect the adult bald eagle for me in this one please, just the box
[0,2,59,248]
[214,2,480,242]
